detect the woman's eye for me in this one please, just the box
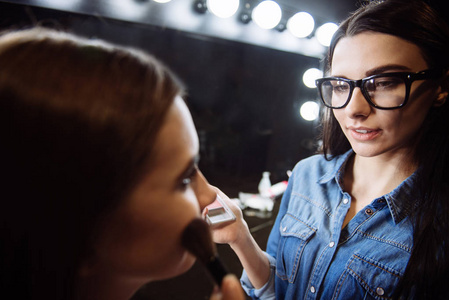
[180,167,198,189]
[367,77,403,91]
[331,80,349,94]
[335,85,348,93]
[181,178,192,186]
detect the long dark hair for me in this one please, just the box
[0,28,184,299]
[320,0,449,298]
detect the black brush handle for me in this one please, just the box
[205,256,229,285]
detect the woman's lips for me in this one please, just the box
[348,127,381,141]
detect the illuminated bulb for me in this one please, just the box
[207,0,240,18]
[153,0,171,3]
[316,22,338,47]
[302,68,323,88]
[300,101,320,121]
[252,1,282,29]
[287,12,314,38]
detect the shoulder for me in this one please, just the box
[291,151,351,181]
[294,153,330,168]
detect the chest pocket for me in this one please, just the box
[333,254,403,300]
[276,213,316,283]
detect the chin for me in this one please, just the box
[176,252,197,275]
[349,143,381,157]
[155,251,196,281]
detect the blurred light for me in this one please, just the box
[302,68,323,88]
[300,101,320,121]
[287,12,314,38]
[102,0,149,20]
[207,14,241,37]
[239,12,251,24]
[252,1,282,29]
[276,23,286,32]
[316,22,339,47]
[193,0,207,14]
[153,0,171,3]
[168,1,203,29]
[39,0,82,10]
[207,0,240,18]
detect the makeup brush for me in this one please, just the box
[181,218,229,285]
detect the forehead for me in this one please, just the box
[331,32,428,75]
[150,97,198,171]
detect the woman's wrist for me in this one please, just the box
[227,219,249,249]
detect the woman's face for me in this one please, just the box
[331,32,441,159]
[90,96,216,281]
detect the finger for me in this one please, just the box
[221,274,245,300]
[202,207,209,218]
[209,285,222,300]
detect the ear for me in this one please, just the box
[433,70,449,107]
[434,90,448,107]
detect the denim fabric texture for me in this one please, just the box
[241,151,415,300]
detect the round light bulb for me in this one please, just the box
[207,0,240,18]
[302,68,323,88]
[300,101,320,121]
[252,1,282,29]
[287,12,314,38]
[316,22,338,47]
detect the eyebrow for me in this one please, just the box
[331,64,413,78]
[364,64,412,77]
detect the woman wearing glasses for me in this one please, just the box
[214,0,449,299]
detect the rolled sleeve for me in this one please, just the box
[240,252,276,300]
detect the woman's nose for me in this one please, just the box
[344,87,372,118]
[195,170,216,210]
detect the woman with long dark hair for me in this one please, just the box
[215,0,449,298]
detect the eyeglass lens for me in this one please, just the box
[320,76,406,108]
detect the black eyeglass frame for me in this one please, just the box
[315,69,444,110]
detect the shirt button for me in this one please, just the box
[343,198,349,204]
[329,241,335,248]
[282,226,287,232]
[365,208,373,215]
[310,286,316,293]
[376,287,385,296]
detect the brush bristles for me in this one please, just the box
[182,218,216,262]
[181,218,228,285]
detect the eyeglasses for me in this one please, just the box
[315,69,443,110]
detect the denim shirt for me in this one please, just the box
[241,151,415,300]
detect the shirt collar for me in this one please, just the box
[318,149,416,224]
[318,150,353,184]
[383,173,416,224]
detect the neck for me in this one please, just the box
[345,152,417,200]
[75,268,149,300]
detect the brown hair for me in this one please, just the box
[0,28,184,299]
